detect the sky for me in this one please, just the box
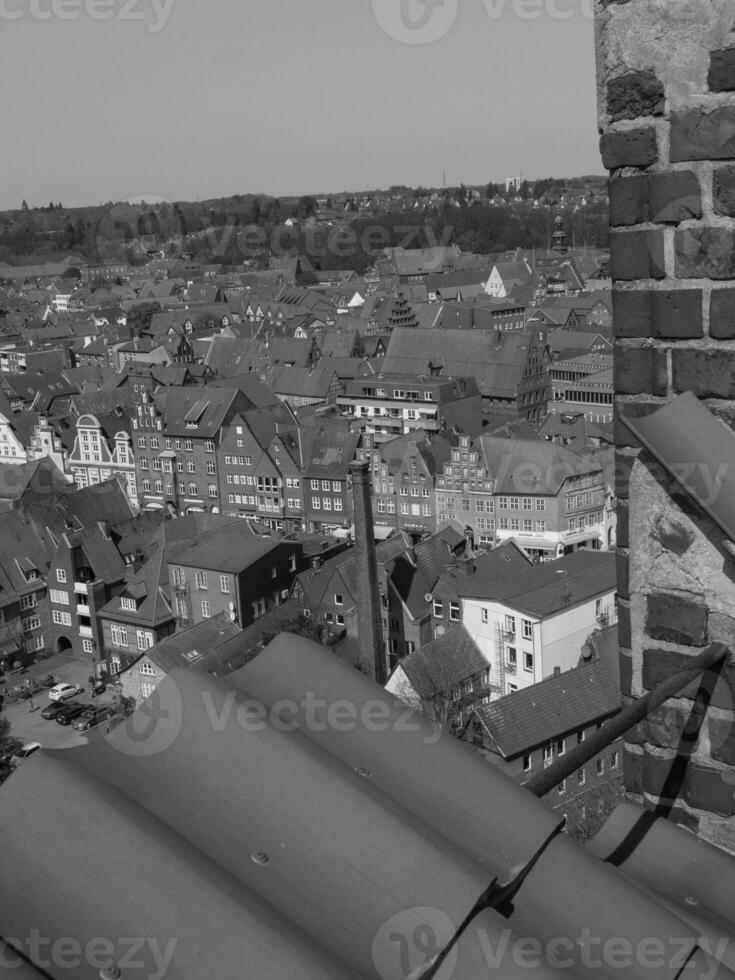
[0,0,603,209]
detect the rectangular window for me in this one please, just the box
[522,754,532,772]
[52,610,72,626]
[201,600,211,618]
[449,602,460,622]
[611,750,619,769]
[56,569,67,583]
[481,608,488,624]
[524,652,534,673]
[137,630,154,651]
[220,575,230,593]
[50,589,69,606]
[433,600,443,617]
[195,572,208,590]
[596,758,605,776]
[111,624,128,647]
[522,619,533,639]
[82,639,94,654]
[578,768,586,786]
[205,440,215,453]
[19,594,37,611]
[121,597,136,612]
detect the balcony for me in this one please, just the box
[76,599,90,615]
[74,582,88,595]
[79,625,93,638]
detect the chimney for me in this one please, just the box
[349,460,386,685]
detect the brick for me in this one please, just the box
[610,230,666,281]
[613,290,651,337]
[708,48,735,92]
[616,551,630,600]
[645,593,708,645]
[613,451,636,500]
[616,498,629,548]
[670,107,735,162]
[614,345,668,396]
[600,128,658,170]
[675,227,735,279]
[619,647,632,698]
[642,748,681,799]
[710,288,735,339]
[614,401,661,447]
[651,290,703,338]
[609,175,648,226]
[648,171,702,224]
[607,70,665,122]
[642,648,735,710]
[617,602,632,648]
[672,348,735,397]
[713,165,735,217]
[710,717,735,767]
[623,746,644,795]
[683,765,735,816]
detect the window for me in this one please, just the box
[19,594,37,611]
[335,594,343,606]
[556,739,565,756]
[50,589,69,606]
[507,647,517,666]
[209,484,218,498]
[524,652,534,673]
[611,750,619,769]
[187,461,196,473]
[188,483,197,496]
[205,440,215,453]
[82,639,94,655]
[52,610,71,626]
[111,624,128,647]
[522,754,532,772]
[449,602,460,622]
[56,569,67,583]
[522,619,533,639]
[543,742,553,764]
[120,597,136,612]
[150,437,159,450]
[154,481,163,494]
[504,614,515,634]
[220,575,230,593]
[577,729,586,744]
[141,681,156,699]
[138,435,147,449]
[185,439,193,452]
[137,630,154,652]
[536,498,546,511]
[201,600,211,619]
[195,572,208,590]
[206,461,216,475]
[433,599,443,617]
[577,768,586,786]
[481,608,488,624]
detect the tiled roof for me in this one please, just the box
[97,546,173,628]
[165,517,280,573]
[140,612,244,674]
[4,632,731,977]
[475,630,621,757]
[475,434,601,494]
[449,549,617,615]
[396,623,487,699]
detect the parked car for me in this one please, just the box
[10,742,42,767]
[48,683,84,702]
[72,706,118,733]
[54,701,89,726]
[41,700,74,720]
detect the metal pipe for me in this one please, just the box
[525,643,729,798]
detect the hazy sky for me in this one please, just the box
[0,0,602,209]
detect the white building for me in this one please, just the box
[0,413,28,463]
[431,549,617,699]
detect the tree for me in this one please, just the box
[127,301,162,335]
[0,714,22,785]
[297,196,317,220]
[21,199,29,211]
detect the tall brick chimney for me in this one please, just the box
[596,0,735,852]
[349,460,387,684]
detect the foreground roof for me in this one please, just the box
[1,633,734,979]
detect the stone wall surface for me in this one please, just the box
[596,0,735,849]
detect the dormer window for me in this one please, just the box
[121,597,137,612]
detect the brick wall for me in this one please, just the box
[596,0,735,851]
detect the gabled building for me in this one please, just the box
[97,546,176,676]
[475,435,608,560]
[67,412,137,507]
[336,373,482,444]
[131,387,254,516]
[165,516,305,629]
[301,424,360,534]
[0,412,28,463]
[467,626,623,838]
[431,549,617,699]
